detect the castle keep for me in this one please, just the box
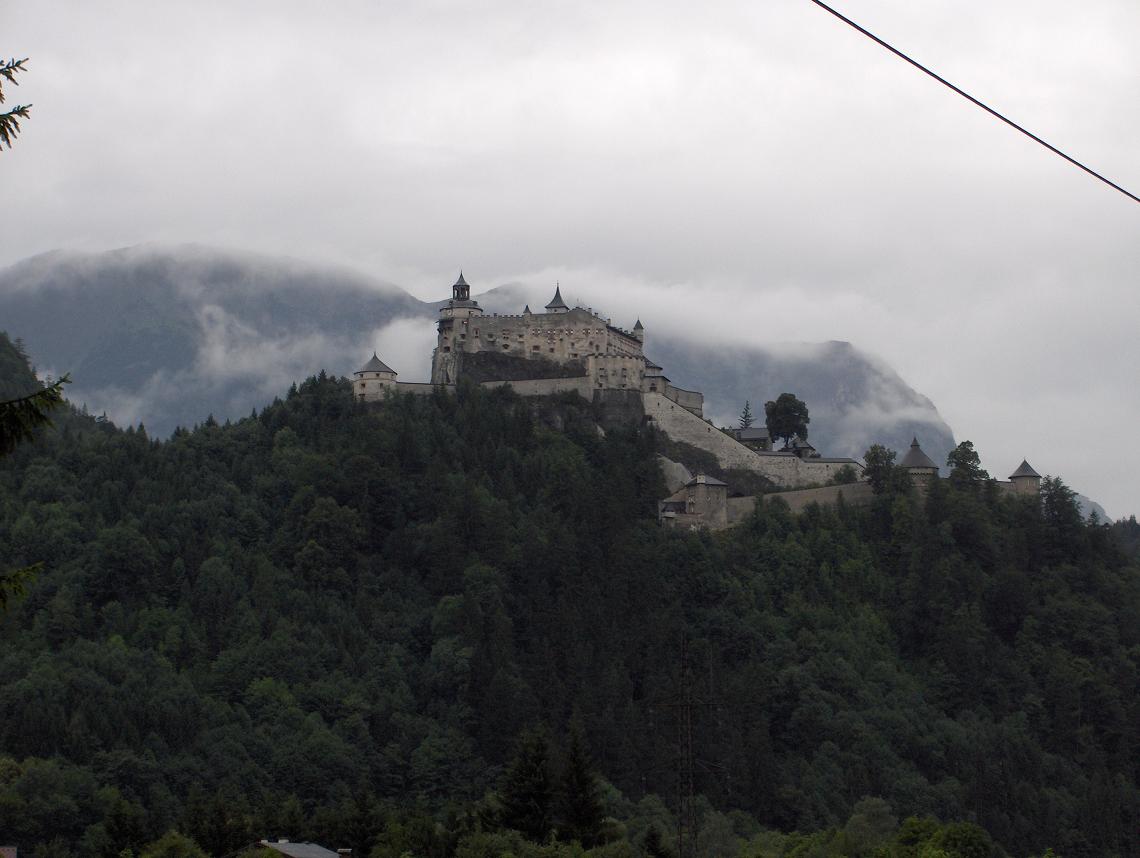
[427,274,706,414]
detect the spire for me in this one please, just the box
[634,318,644,330]
[545,284,569,313]
[523,304,532,314]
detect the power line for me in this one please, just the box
[808,0,1140,205]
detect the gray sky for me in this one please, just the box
[4,0,1139,516]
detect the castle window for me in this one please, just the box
[549,347,554,353]
[474,329,479,336]
[532,345,540,351]
[443,346,451,352]
[571,353,578,358]
[502,344,510,350]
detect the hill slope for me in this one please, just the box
[0,337,1136,857]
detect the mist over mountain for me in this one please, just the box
[1,245,953,462]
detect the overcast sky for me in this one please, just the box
[3,1,1138,516]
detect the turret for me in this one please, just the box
[1008,460,1042,495]
[354,353,397,401]
[633,318,644,342]
[900,437,938,486]
[452,270,471,302]
[545,284,569,314]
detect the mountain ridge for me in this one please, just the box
[0,244,954,463]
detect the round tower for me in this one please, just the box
[433,271,483,385]
[354,353,397,400]
[900,437,939,487]
[1008,460,1042,495]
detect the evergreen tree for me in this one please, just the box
[499,727,554,842]
[738,401,754,430]
[558,720,606,846]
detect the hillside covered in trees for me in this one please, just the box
[0,332,1137,858]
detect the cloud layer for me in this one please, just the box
[3,1,1138,515]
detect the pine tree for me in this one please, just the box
[558,720,605,846]
[499,726,554,842]
[738,400,754,429]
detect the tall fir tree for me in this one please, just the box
[558,720,606,846]
[499,726,554,842]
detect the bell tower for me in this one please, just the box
[432,271,483,385]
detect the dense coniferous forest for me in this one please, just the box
[0,332,1137,858]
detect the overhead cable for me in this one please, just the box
[808,0,1139,205]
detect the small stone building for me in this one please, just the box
[659,474,729,530]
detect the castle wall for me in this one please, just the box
[395,382,442,396]
[663,383,704,417]
[758,482,875,514]
[643,392,860,488]
[482,377,595,398]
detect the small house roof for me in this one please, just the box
[686,474,727,487]
[1009,459,1041,479]
[358,352,395,374]
[792,435,815,450]
[545,285,568,310]
[258,843,339,858]
[735,427,770,441]
[900,437,938,470]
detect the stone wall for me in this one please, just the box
[483,377,595,398]
[663,383,704,417]
[394,382,442,396]
[761,481,875,513]
[644,392,861,488]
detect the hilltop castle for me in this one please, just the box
[354,273,1042,528]
[356,273,706,415]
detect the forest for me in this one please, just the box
[0,331,1136,858]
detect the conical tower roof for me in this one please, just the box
[634,318,644,330]
[900,437,938,469]
[1009,459,1041,479]
[545,285,568,311]
[523,304,532,314]
[358,352,395,374]
[453,271,468,288]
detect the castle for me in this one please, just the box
[354,273,1042,530]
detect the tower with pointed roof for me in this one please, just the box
[1008,460,1042,496]
[900,437,939,487]
[545,284,569,314]
[431,271,485,384]
[353,352,397,400]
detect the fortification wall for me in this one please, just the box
[644,392,801,486]
[395,382,442,396]
[797,459,862,483]
[482,377,595,398]
[762,482,875,514]
[664,383,704,417]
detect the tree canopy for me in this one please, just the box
[763,393,809,448]
[0,337,1136,858]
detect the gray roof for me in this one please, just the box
[634,318,644,330]
[545,285,568,310]
[259,843,339,858]
[735,427,769,440]
[792,435,815,450]
[454,271,468,288]
[1009,459,1041,479]
[900,437,938,470]
[686,474,727,487]
[358,353,395,374]
[523,304,532,314]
